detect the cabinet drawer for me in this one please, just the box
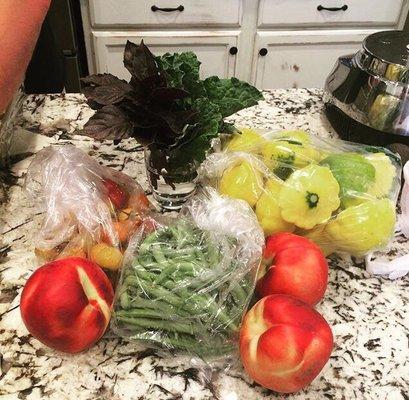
[92,32,239,80]
[90,0,242,28]
[253,30,376,89]
[258,0,404,28]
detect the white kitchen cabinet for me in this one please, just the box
[253,30,377,89]
[92,32,240,80]
[80,0,409,89]
[89,0,242,28]
[258,0,405,28]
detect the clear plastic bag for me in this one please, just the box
[366,161,409,279]
[200,128,402,257]
[25,145,151,275]
[112,188,264,359]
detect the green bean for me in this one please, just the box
[119,291,130,309]
[116,316,199,335]
[122,295,191,317]
[155,261,180,285]
[230,282,249,306]
[125,269,152,283]
[138,231,158,254]
[116,308,165,319]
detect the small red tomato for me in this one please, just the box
[127,192,150,212]
[103,179,128,209]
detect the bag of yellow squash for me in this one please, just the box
[200,128,401,257]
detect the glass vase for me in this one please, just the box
[144,146,198,210]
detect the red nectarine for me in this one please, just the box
[257,233,328,305]
[239,294,333,393]
[20,257,114,353]
[263,232,320,260]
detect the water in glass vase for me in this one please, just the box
[145,148,198,210]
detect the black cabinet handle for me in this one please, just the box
[259,48,268,56]
[317,4,348,11]
[151,5,184,12]
[229,46,238,55]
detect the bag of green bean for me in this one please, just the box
[112,188,264,359]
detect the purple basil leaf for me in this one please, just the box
[151,87,189,104]
[82,105,133,140]
[81,73,124,87]
[139,75,167,96]
[132,127,158,146]
[123,40,159,81]
[83,82,132,106]
[121,103,160,128]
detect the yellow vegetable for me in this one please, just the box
[255,179,295,236]
[219,161,264,207]
[262,140,320,179]
[279,164,340,229]
[275,130,311,145]
[90,243,123,270]
[341,193,373,209]
[225,128,265,153]
[365,153,397,198]
[326,198,396,256]
[298,224,336,256]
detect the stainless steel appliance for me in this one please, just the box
[324,30,409,146]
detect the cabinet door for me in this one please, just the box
[253,31,377,89]
[92,32,239,80]
[258,0,405,28]
[89,0,242,28]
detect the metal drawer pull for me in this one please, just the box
[151,5,184,12]
[317,4,348,11]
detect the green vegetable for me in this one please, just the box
[113,220,253,358]
[320,153,376,208]
[81,41,263,168]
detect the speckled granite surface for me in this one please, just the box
[1,90,408,400]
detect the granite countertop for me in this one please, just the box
[1,89,408,400]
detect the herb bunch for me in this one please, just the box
[81,40,263,169]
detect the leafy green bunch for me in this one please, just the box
[81,40,263,168]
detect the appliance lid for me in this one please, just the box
[356,30,409,84]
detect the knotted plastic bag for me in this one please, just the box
[25,145,151,275]
[366,161,408,279]
[112,188,264,359]
[200,128,402,257]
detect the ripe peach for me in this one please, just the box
[20,257,114,353]
[257,233,328,306]
[239,295,333,393]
